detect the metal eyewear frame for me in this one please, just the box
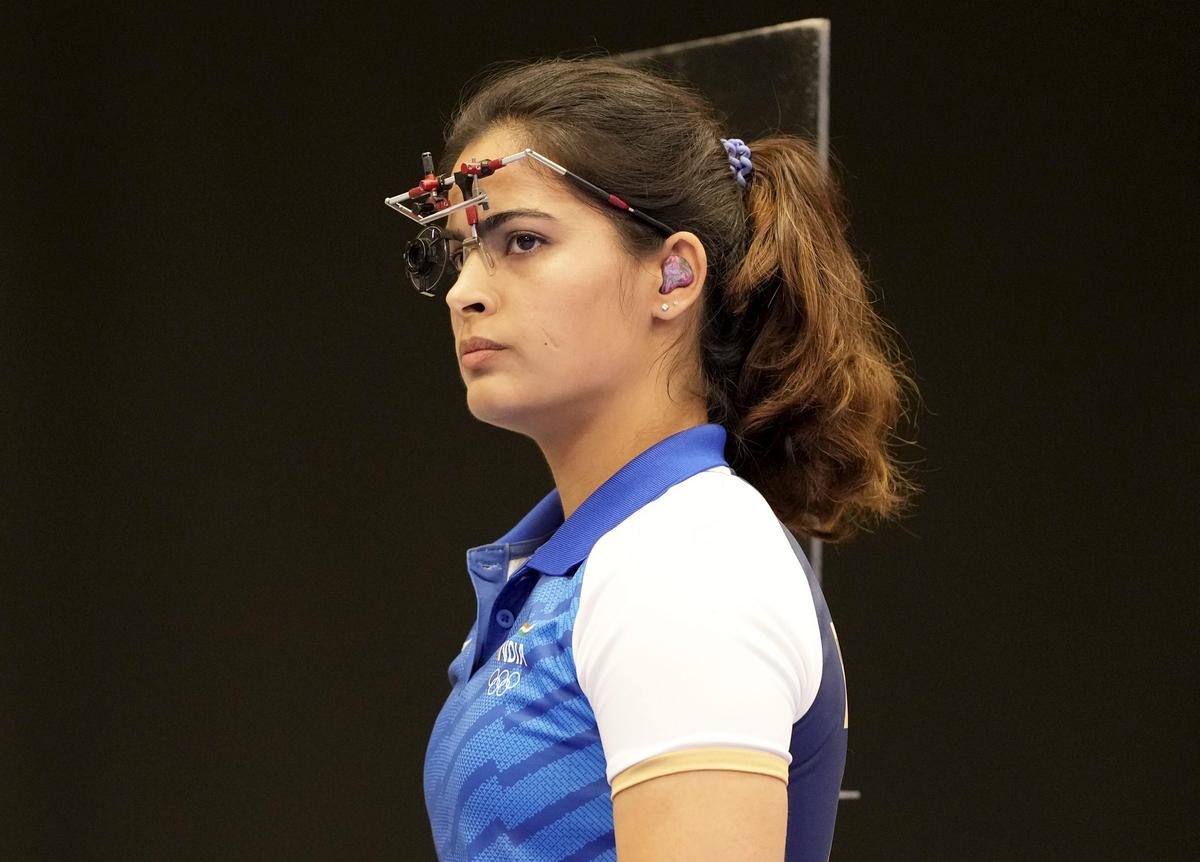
[384,148,677,297]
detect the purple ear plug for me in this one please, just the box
[659,255,694,294]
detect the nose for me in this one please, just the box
[443,244,493,314]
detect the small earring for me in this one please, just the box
[660,303,669,311]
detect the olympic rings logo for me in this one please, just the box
[487,667,521,696]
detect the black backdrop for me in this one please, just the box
[4,3,1197,860]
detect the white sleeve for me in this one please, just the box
[571,475,823,791]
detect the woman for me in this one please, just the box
[413,56,920,862]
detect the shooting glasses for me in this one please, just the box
[384,148,677,298]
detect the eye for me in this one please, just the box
[506,232,545,255]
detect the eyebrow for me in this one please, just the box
[443,208,558,240]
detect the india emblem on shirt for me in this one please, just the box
[494,639,528,667]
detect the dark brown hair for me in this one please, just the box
[440,55,922,543]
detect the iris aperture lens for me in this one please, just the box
[403,226,452,297]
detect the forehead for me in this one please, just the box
[443,127,584,229]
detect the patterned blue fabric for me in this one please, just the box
[423,424,846,861]
[425,569,613,861]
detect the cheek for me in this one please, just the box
[529,318,636,393]
[536,249,633,328]
[509,242,640,375]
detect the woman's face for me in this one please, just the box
[442,126,666,440]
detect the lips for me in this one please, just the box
[459,336,507,356]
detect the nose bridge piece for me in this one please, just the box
[463,233,496,273]
[445,235,499,310]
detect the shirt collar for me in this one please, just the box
[476,422,730,577]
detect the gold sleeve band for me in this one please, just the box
[610,746,789,799]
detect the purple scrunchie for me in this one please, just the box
[721,137,753,188]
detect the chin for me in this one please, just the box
[465,385,526,429]
[465,385,559,438]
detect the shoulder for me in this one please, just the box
[590,465,790,567]
[570,466,825,786]
[580,465,806,610]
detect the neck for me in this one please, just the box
[535,389,710,522]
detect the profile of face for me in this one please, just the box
[442,125,704,442]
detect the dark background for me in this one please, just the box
[4,3,1196,860]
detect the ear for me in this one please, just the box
[650,231,708,319]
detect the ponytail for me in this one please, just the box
[704,135,923,542]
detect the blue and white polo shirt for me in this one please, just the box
[423,423,848,861]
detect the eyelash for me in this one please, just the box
[505,232,546,256]
[447,231,546,269]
